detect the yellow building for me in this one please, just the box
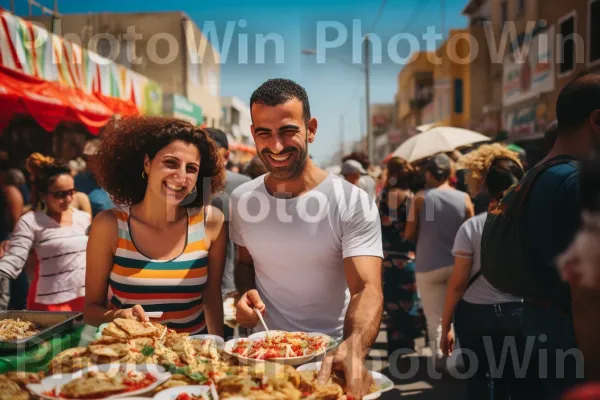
[395,51,435,140]
[425,29,472,129]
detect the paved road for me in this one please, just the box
[367,331,467,399]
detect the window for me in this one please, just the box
[454,78,463,114]
[558,12,576,76]
[589,0,600,65]
[517,0,525,17]
[501,0,508,26]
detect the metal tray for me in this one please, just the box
[0,311,82,351]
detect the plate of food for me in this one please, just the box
[27,363,171,399]
[153,384,217,400]
[296,362,394,399]
[224,331,334,366]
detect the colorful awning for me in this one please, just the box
[0,64,113,134]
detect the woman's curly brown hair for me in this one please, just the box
[457,143,522,197]
[92,116,225,208]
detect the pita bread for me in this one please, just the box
[114,319,157,337]
[60,372,127,399]
[0,376,29,400]
[102,323,129,339]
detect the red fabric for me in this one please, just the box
[28,297,85,312]
[0,64,113,133]
[94,92,140,117]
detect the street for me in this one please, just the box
[367,329,467,399]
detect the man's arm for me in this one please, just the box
[342,255,383,358]
[234,245,256,295]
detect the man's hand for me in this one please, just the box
[235,289,265,328]
[317,337,372,399]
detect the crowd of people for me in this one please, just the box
[0,71,597,399]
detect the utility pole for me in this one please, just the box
[339,114,345,160]
[441,0,445,39]
[365,35,373,165]
[9,0,14,13]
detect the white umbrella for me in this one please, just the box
[392,126,491,163]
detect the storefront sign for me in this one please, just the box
[502,26,555,107]
[173,94,203,126]
[505,102,548,140]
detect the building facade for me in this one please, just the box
[28,12,223,127]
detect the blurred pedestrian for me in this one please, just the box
[378,157,424,353]
[245,156,268,179]
[404,153,474,370]
[441,144,533,399]
[68,158,92,216]
[342,152,376,201]
[0,153,90,311]
[205,127,251,339]
[74,139,114,218]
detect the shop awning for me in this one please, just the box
[0,64,113,134]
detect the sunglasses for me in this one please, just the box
[49,189,76,199]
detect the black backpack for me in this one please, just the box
[478,158,579,299]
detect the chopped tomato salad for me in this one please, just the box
[231,332,328,360]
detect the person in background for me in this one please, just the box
[68,159,92,216]
[84,117,227,336]
[341,159,367,187]
[440,144,532,399]
[376,166,387,196]
[0,153,90,311]
[0,166,27,310]
[378,157,424,353]
[517,72,599,398]
[404,153,474,370]
[342,152,376,201]
[205,127,251,339]
[74,139,114,218]
[244,156,268,180]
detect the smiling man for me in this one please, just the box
[229,78,383,397]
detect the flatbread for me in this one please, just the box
[114,319,157,337]
[60,372,127,399]
[0,376,29,400]
[102,323,129,339]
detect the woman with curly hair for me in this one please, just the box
[439,143,533,399]
[0,153,90,311]
[378,157,425,353]
[84,117,227,336]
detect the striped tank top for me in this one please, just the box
[108,206,208,334]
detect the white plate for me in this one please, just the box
[224,331,333,366]
[152,384,215,400]
[188,334,225,349]
[27,363,171,400]
[296,362,394,399]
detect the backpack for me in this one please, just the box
[479,158,579,299]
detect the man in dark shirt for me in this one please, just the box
[521,72,600,398]
[205,128,251,339]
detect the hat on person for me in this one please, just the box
[341,159,367,175]
[424,153,452,180]
[205,127,229,150]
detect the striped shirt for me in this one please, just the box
[108,206,209,334]
[0,209,90,304]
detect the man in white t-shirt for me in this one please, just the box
[230,78,383,398]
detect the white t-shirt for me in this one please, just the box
[452,212,522,305]
[229,173,383,339]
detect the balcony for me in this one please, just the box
[410,87,434,110]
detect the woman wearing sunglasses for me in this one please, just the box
[0,153,90,311]
[84,117,226,336]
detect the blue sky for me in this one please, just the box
[4,0,468,165]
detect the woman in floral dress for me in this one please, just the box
[378,157,425,353]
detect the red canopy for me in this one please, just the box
[0,64,114,134]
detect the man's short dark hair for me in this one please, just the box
[424,153,452,181]
[205,127,229,150]
[556,71,600,132]
[250,78,311,124]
